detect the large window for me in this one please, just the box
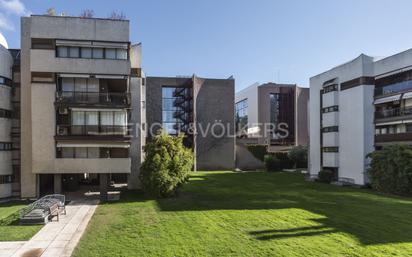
[57,147,129,158]
[235,99,248,132]
[69,110,128,135]
[56,46,128,60]
[162,87,192,135]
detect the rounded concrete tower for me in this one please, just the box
[0,34,13,199]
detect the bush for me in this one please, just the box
[288,145,308,168]
[367,144,412,196]
[139,133,194,198]
[318,169,335,183]
[274,152,294,169]
[246,145,267,161]
[264,154,281,172]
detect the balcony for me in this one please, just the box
[375,106,412,120]
[56,91,130,107]
[375,132,412,143]
[56,125,131,141]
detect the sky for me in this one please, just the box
[1,0,412,91]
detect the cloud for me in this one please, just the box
[0,13,14,31]
[0,0,29,16]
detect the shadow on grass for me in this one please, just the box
[115,171,412,246]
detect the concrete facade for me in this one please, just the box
[0,39,14,199]
[309,49,412,185]
[20,16,143,198]
[146,75,236,170]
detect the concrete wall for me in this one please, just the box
[128,43,144,189]
[295,87,309,146]
[29,15,129,42]
[235,143,264,170]
[146,76,235,170]
[194,77,235,170]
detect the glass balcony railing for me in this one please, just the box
[375,80,412,97]
[56,91,130,106]
[375,106,412,119]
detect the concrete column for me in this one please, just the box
[99,174,108,202]
[54,174,62,194]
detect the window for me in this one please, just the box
[323,147,339,152]
[322,105,339,113]
[117,49,128,60]
[56,44,128,60]
[0,142,12,151]
[0,109,12,119]
[31,38,54,49]
[162,87,192,135]
[322,126,339,133]
[61,78,74,92]
[235,99,248,132]
[407,123,412,133]
[0,175,13,184]
[92,48,104,59]
[322,84,338,94]
[105,48,116,59]
[57,147,128,158]
[57,46,68,57]
[81,47,92,58]
[69,47,80,58]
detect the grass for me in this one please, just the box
[0,201,42,241]
[73,171,412,257]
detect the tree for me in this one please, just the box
[139,132,194,198]
[287,145,308,168]
[367,144,412,196]
[108,11,126,20]
[46,8,56,16]
[80,9,94,18]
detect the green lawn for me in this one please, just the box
[73,171,412,257]
[0,201,42,241]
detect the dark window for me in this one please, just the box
[0,175,13,184]
[0,142,12,151]
[235,99,248,132]
[0,76,12,87]
[322,105,339,113]
[57,147,129,158]
[31,38,54,49]
[322,126,339,133]
[322,84,338,94]
[56,45,128,60]
[0,109,12,119]
[323,147,339,152]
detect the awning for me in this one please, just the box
[58,74,90,78]
[374,94,401,104]
[402,91,412,100]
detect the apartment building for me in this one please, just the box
[235,82,309,149]
[0,36,14,199]
[146,76,235,170]
[0,14,236,200]
[309,50,412,185]
[20,15,144,199]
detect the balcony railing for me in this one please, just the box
[375,106,412,119]
[56,125,130,137]
[375,132,412,143]
[56,91,130,106]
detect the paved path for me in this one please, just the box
[0,199,98,257]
